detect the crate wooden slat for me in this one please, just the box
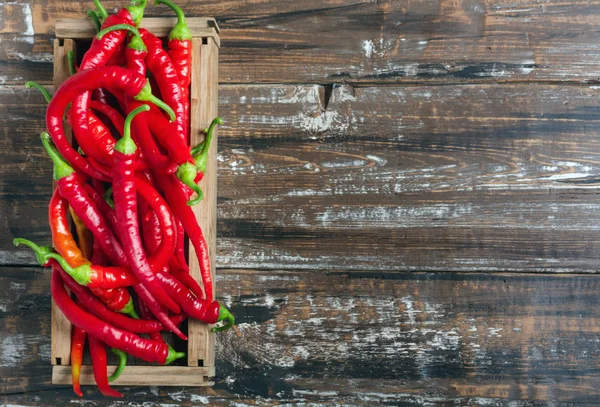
[51,18,219,387]
[53,365,215,386]
[55,17,220,47]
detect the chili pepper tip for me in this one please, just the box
[25,81,51,104]
[108,348,128,382]
[211,304,235,332]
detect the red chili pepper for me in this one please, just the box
[172,217,188,271]
[155,171,214,302]
[46,64,175,180]
[70,325,86,397]
[169,266,205,300]
[63,7,135,181]
[98,25,147,76]
[50,265,185,364]
[112,105,180,314]
[89,334,123,398]
[41,133,128,268]
[155,0,192,134]
[136,297,165,343]
[135,175,176,271]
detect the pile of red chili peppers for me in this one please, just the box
[16,0,234,398]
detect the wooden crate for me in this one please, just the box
[50,17,220,386]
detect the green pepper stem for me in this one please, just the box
[154,0,192,41]
[96,24,146,52]
[176,162,203,206]
[120,297,140,319]
[211,305,235,332]
[13,238,92,285]
[114,104,149,155]
[67,51,77,75]
[134,81,176,122]
[108,349,128,382]
[164,346,186,365]
[41,132,74,180]
[13,238,54,266]
[87,10,101,33]
[92,0,108,22]
[127,0,147,26]
[25,82,51,104]
[194,117,222,173]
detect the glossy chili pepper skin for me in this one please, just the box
[71,325,86,397]
[156,0,192,135]
[58,265,184,333]
[136,297,166,343]
[156,172,213,302]
[52,265,182,364]
[156,271,219,324]
[89,334,123,398]
[67,11,134,181]
[49,189,89,268]
[112,127,180,315]
[59,174,127,268]
[170,266,205,300]
[135,176,176,271]
[140,29,186,142]
[47,66,174,183]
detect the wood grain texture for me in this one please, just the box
[4,0,600,84]
[188,36,219,368]
[4,83,600,272]
[3,267,600,404]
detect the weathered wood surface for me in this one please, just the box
[5,83,600,271]
[3,267,600,405]
[3,1,600,84]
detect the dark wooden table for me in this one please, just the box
[3,1,600,405]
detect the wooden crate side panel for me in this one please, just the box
[51,38,75,368]
[55,17,220,47]
[187,36,219,368]
[52,365,215,386]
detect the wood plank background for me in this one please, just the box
[3,0,600,405]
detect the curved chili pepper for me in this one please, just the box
[108,348,128,382]
[154,271,232,326]
[48,186,136,317]
[193,117,222,181]
[62,10,134,181]
[169,266,205,300]
[52,277,183,364]
[90,101,124,134]
[18,239,137,289]
[51,263,187,366]
[70,325,86,397]
[113,105,180,314]
[155,0,191,133]
[55,259,185,333]
[41,133,128,268]
[155,171,213,302]
[98,24,147,76]
[48,65,175,180]
[89,335,123,398]
[135,175,176,271]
